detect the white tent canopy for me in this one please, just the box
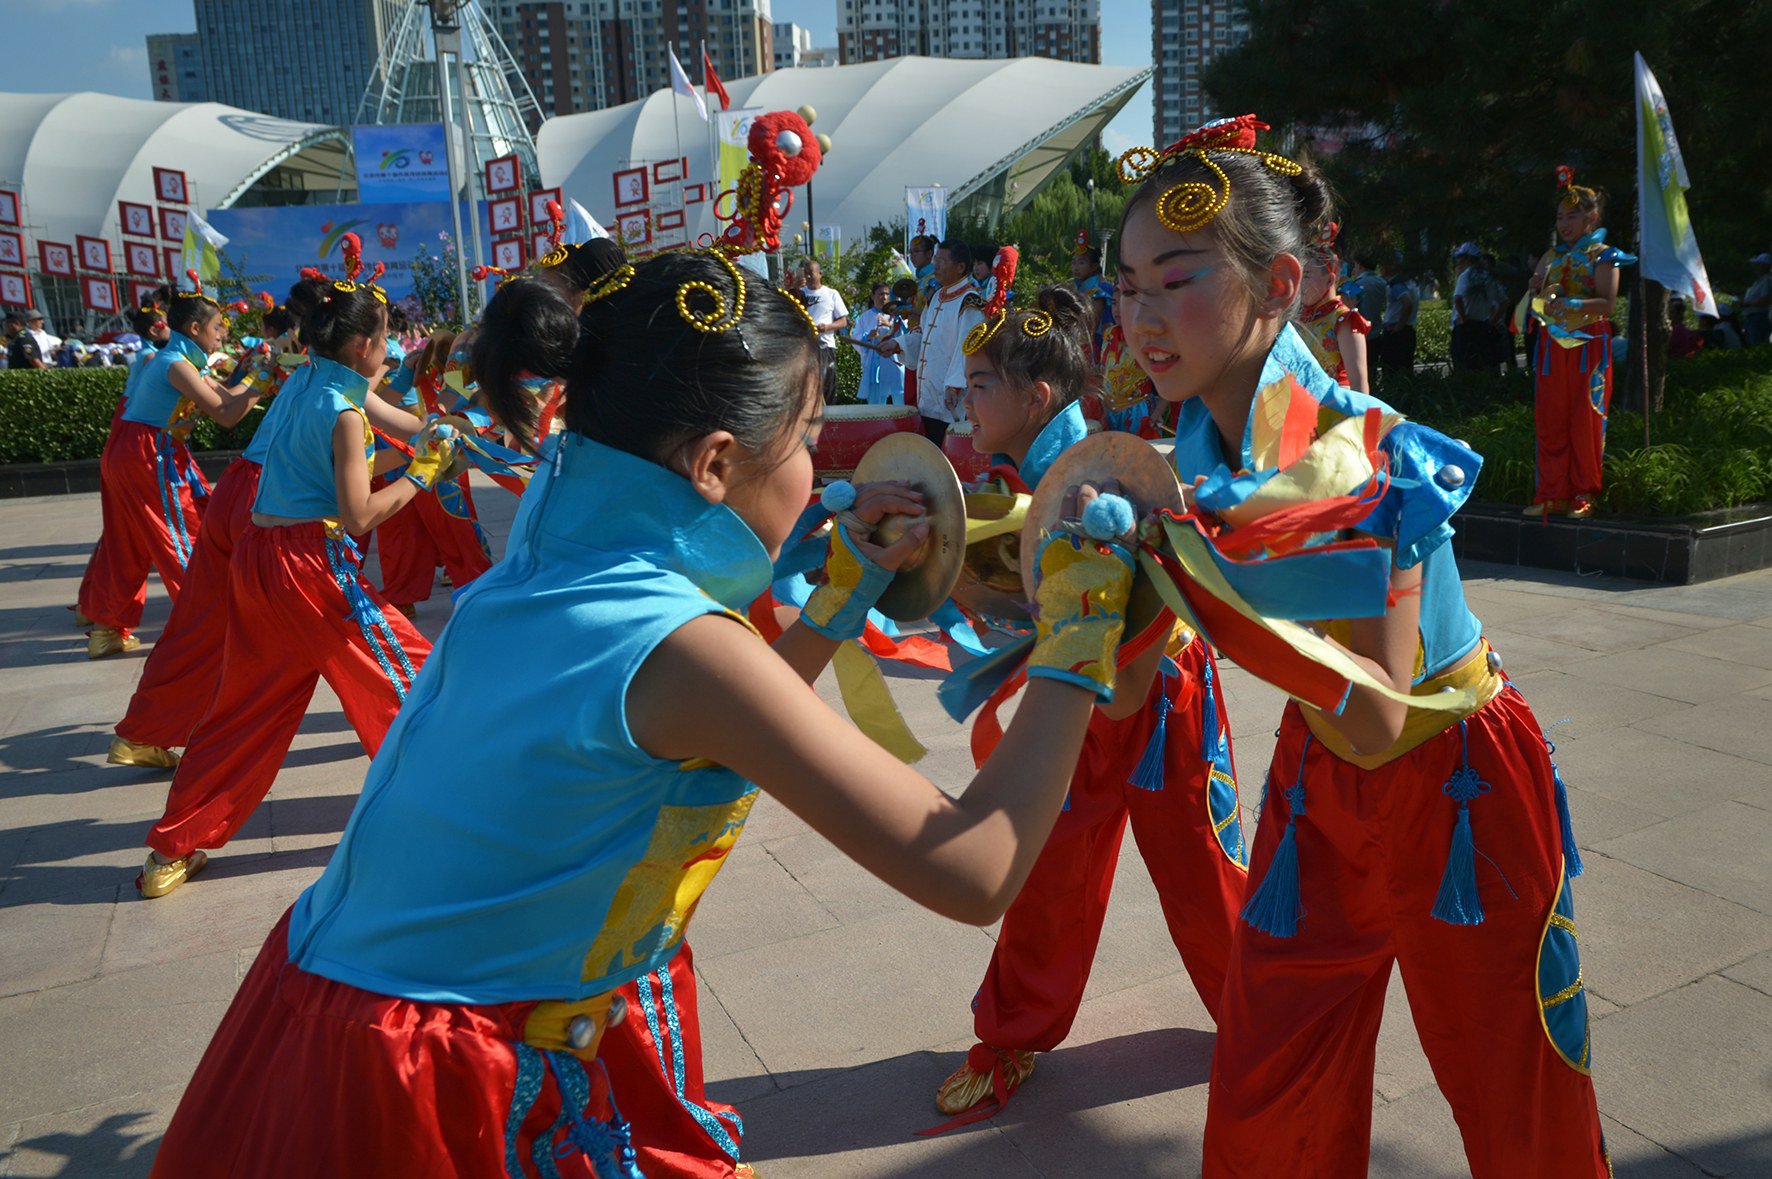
[537,56,1151,246]
[0,91,349,246]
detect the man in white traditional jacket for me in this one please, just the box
[910,240,985,446]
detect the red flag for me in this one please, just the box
[703,51,731,111]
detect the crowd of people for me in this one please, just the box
[12,113,1701,1178]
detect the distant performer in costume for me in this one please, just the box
[1116,115,1611,1178]
[1523,167,1631,520]
[78,275,277,658]
[1296,221,1372,391]
[1071,228,1116,361]
[932,276,1246,1124]
[137,237,444,899]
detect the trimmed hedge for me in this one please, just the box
[0,366,261,464]
[1388,347,1772,517]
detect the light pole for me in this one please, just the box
[428,0,471,324]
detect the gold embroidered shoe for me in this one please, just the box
[107,737,180,769]
[87,627,140,659]
[935,1044,1036,1116]
[137,850,207,899]
[1520,501,1554,518]
[1567,498,1596,520]
[734,1165,759,1178]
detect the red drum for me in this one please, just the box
[941,421,993,483]
[813,404,921,479]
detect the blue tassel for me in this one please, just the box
[1551,762,1584,878]
[1431,721,1492,926]
[1128,673,1171,791]
[1240,736,1310,938]
[1431,803,1485,925]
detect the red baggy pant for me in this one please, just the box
[114,457,260,749]
[1203,685,1608,1178]
[377,473,492,606]
[74,396,132,615]
[971,639,1248,1050]
[80,420,210,632]
[1533,326,1611,504]
[154,910,645,1178]
[146,522,430,861]
[601,942,747,1176]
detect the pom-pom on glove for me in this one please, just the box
[802,506,893,642]
[1027,494,1139,701]
[403,421,461,491]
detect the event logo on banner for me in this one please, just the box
[207,200,502,307]
[352,124,453,204]
[715,108,763,211]
[1634,53,1716,316]
[905,186,946,253]
[814,225,841,268]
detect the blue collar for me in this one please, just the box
[162,331,210,373]
[308,354,372,408]
[536,433,774,613]
[1554,227,1608,257]
[996,400,1089,490]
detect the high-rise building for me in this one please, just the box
[837,0,1100,66]
[485,1,775,116]
[773,21,813,69]
[146,33,206,103]
[1151,0,1251,146]
[147,0,408,125]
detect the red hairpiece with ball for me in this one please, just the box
[711,109,822,254]
[1165,114,1271,156]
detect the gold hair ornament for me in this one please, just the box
[962,308,1055,356]
[1116,115,1303,236]
[581,262,635,306]
[674,249,748,334]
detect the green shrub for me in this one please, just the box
[0,366,262,464]
[1416,345,1772,516]
[1415,299,1451,366]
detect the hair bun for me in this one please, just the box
[1034,283,1090,331]
[1286,161,1333,237]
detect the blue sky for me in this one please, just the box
[3,0,1153,151]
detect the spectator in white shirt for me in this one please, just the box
[1741,252,1772,346]
[799,258,848,354]
[913,239,986,444]
[1451,243,1506,371]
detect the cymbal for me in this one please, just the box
[852,431,967,621]
[1020,433,1183,644]
[951,490,1032,623]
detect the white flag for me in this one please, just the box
[668,45,707,122]
[565,199,609,244]
[1635,53,1715,316]
[180,210,228,291]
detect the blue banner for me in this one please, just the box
[352,124,453,204]
[205,200,483,314]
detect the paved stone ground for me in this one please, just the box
[2,483,1769,1178]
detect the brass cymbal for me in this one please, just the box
[852,431,967,621]
[951,490,1032,623]
[1020,433,1183,644]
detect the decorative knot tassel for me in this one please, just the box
[1239,817,1302,937]
[1551,763,1584,878]
[1432,721,1491,926]
[1241,734,1310,938]
[1128,675,1172,791]
[1431,803,1485,925]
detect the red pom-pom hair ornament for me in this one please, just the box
[299,266,327,281]
[258,290,275,310]
[983,246,1018,319]
[1555,164,1574,189]
[712,109,823,254]
[546,199,566,251]
[340,232,365,282]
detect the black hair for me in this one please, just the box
[263,305,298,336]
[471,275,582,451]
[385,302,411,335]
[566,251,821,467]
[971,244,995,269]
[282,277,335,347]
[128,305,165,336]
[299,285,388,361]
[2,310,21,325]
[1118,149,1333,317]
[535,238,625,296]
[938,239,973,269]
[976,285,1093,408]
[167,294,221,336]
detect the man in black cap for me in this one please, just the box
[5,310,46,370]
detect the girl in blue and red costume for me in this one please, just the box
[78,275,278,658]
[1295,220,1372,391]
[1524,168,1630,520]
[148,241,1151,1177]
[137,241,445,899]
[1114,115,1608,1177]
[107,275,427,769]
[930,279,1247,1122]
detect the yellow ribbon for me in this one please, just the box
[963,490,1031,546]
[832,641,928,764]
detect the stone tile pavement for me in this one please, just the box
[1,484,1769,1177]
